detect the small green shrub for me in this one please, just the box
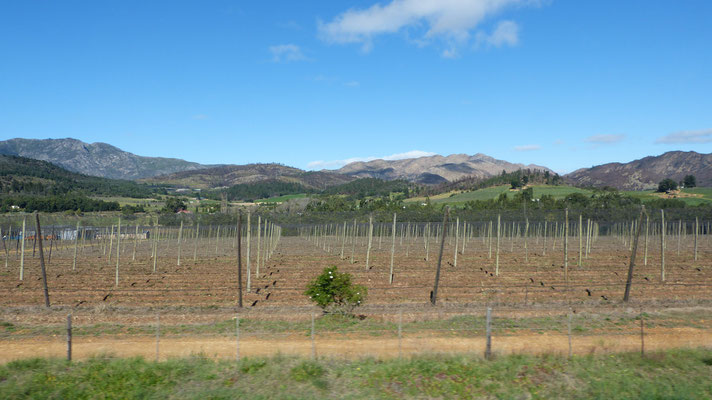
[305,266,366,315]
[239,358,267,374]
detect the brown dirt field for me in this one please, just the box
[1,327,708,363]
[1,234,710,308]
[1,231,710,361]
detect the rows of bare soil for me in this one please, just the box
[0,235,710,308]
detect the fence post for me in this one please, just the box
[155,312,160,362]
[311,313,316,360]
[640,308,645,358]
[567,310,572,359]
[485,307,492,360]
[398,309,403,359]
[236,314,240,361]
[67,314,72,362]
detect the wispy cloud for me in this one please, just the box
[655,129,712,144]
[475,20,519,47]
[584,134,625,144]
[192,114,208,120]
[344,81,360,87]
[514,144,540,151]
[269,44,306,62]
[308,150,436,170]
[318,0,539,54]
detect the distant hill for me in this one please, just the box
[565,151,712,190]
[0,154,157,198]
[145,163,354,190]
[0,138,210,180]
[336,153,552,184]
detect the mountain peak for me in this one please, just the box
[337,152,552,184]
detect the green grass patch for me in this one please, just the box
[255,193,308,203]
[2,349,712,399]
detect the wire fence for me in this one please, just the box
[1,305,710,362]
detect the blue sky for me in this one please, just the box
[1,0,711,174]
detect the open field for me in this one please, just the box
[1,212,711,365]
[405,185,712,207]
[255,193,309,203]
[406,185,594,205]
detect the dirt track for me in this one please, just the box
[2,327,709,363]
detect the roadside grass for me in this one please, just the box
[1,348,711,399]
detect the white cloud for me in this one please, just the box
[269,44,306,62]
[514,144,540,151]
[476,20,519,47]
[318,0,537,53]
[307,150,437,170]
[344,81,360,87]
[584,134,625,144]
[655,129,712,144]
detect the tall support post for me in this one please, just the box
[177,220,183,266]
[423,223,430,261]
[543,221,547,256]
[246,213,251,292]
[350,219,356,264]
[644,214,649,266]
[132,224,138,262]
[1,226,8,270]
[661,210,666,282]
[237,212,243,308]
[340,221,347,260]
[495,214,501,276]
[564,209,569,284]
[20,216,26,280]
[389,213,397,284]
[624,206,646,302]
[365,215,373,270]
[453,217,459,267]
[694,216,699,261]
[578,214,583,267]
[35,213,50,308]
[193,222,200,261]
[431,207,449,306]
[115,218,121,287]
[153,220,158,273]
[488,220,493,259]
[108,225,114,261]
[72,220,80,271]
[524,218,529,263]
[256,216,261,277]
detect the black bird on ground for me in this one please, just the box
[265,293,271,300]
[251,300,258,307]
[601,295,608,301]
[585,289,591,296]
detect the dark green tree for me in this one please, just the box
[161,197,187,213]
[683,175,697,188]
[657,178,678,193]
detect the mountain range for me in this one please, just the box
[0,138,210,180]
[0,138,708,190]
[336,153,551,184]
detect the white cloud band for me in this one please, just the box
[655,129,712,144]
